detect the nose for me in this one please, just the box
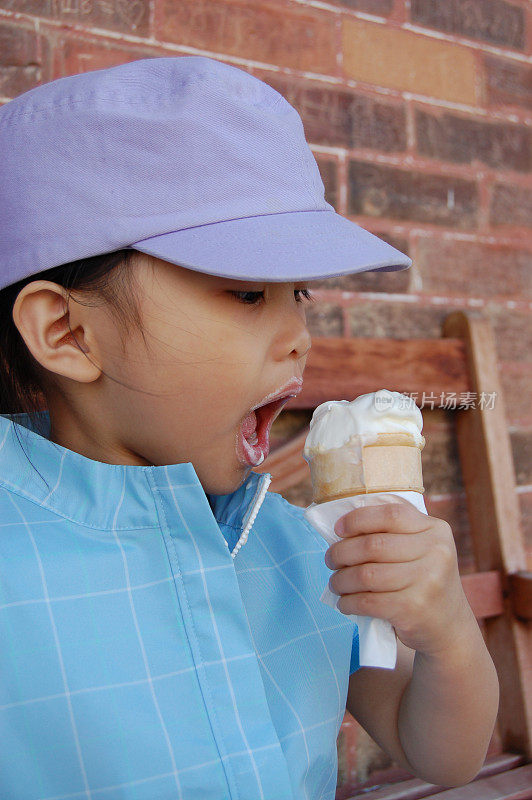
[270,286,313,367]
[297,335,312,361]
[289,310,312,365]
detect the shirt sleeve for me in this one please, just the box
[349,624,361,674]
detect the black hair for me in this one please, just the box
[0,248,145,488]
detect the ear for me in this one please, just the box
[11,280,102,384]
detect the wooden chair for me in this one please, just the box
[254,309,532,799]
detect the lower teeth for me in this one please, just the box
[248,433,259,446]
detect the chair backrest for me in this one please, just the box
[255,309,532,794]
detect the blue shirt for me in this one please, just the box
[0,410,359,800]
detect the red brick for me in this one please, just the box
[0,20,51,97]
[519,491,532,557]
[305,302,344,337]
[0,0,150,36]
[419,408,464,495]
[485,304,532,364]
[308,234,411,294]
[342,17,478,105]
[411,0,526,51]
[490,183,532,229]
[415,108,531,172]
[157,0,337,74]
[55,35,164,79]
[424,492,473,567]
[348,161,479,228]
[315,157,338,210]
[500,363,532,427]
[342,265,411,294]
[345,297,458,339]
[333,0,394,14]
[511,430,532,486]
[415,238,532,300]
[484,56,532,112]
[257,73,407,153]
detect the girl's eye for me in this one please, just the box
[229,289,315,305]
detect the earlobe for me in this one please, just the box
[11,280,101,384]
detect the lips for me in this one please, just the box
[237,378,303,467]
[249,377,303,413]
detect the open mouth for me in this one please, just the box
[237,395,294,467]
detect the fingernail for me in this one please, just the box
[334,519,345,537]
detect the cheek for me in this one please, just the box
[193,323,265,388]
[111,304,267,413]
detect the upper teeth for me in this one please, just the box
[249,432,259,445]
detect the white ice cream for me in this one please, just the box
[303,389,424,454]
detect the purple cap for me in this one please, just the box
[0,55,411,290]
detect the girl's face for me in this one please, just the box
[78,255,313,496]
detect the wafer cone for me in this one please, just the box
[306,432,425,505]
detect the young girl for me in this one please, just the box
[0,56,498,800]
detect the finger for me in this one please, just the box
[329,560,416,596]
[336,590,402,619]
[335,502,428,538]
[325,531,429,570]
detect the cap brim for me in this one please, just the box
[128,209,411,282]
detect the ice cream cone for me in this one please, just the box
[305,431,425,505]
[303,391,425,505]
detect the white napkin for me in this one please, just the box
[304,490,428,669]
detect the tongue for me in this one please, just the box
[242,410,258,439]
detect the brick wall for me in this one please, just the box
[1,0,530,794]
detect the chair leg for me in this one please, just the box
[443,310,532,759]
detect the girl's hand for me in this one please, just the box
[324,499,474,657]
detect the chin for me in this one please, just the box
[201,465,252,498]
